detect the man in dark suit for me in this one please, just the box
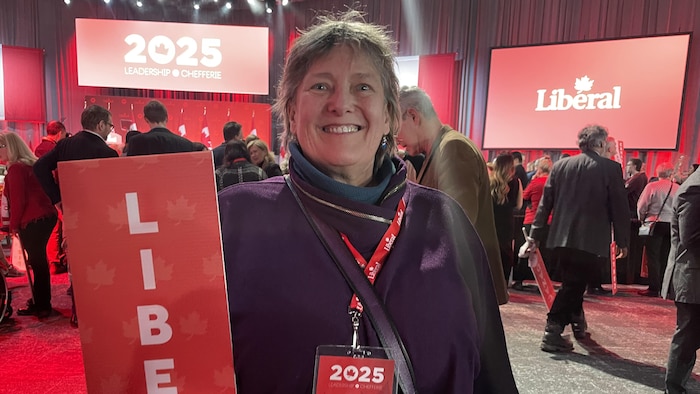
[530,125,629,352]
[34,105,119,208]
[126,100,194,156]
[212,121,242,168]
[662,169,700,394]
[34,105,119,327]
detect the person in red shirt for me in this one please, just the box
[1,132,57,318]
[512,156,553,290]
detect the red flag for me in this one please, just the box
[178,108,186,137]
[201,108,212,148]
[129,104,137,131]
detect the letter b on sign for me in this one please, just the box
[137,305,173,345]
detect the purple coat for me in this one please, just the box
[218,159,517,393]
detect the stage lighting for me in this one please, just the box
[225,2,232,9]
[194,3,200,10]
[265,0,273,13]
[136,0,143,7]
[104,0,110,4]
[64,0,70,4]
[282,0,288,5]
[247,0,254,4]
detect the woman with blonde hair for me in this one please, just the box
[0,132,57,318]
[490,153,523,284]
[247,139,282,178]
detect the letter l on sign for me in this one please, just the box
[127,192,159,234]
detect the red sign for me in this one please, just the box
[76,19,269,94]
[611,240,618,295]
[484,34,689,150]
[59,152,235,393]
[529,249,556,311]
[315,355,395,394]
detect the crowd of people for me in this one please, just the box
[1,10,699,394]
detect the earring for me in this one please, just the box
[380,135,388,150]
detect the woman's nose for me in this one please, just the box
[326,88,354,114]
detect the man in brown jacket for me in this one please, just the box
[398,86,508,304]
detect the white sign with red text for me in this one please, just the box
[76,19,268,94]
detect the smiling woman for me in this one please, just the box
[218,10,517,394]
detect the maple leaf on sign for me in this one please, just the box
[167,196,197,224]
[213,365,236,389]
[80,326,94,344]
[76,160,101,174]
[574,75,594,93]
[101,374,128,394]
[202,253,223,282]
[171,372,187,391]
[122,317,140,345]
[107,199,128,231]
[154,43,169,55]
[62,206,79,231]
[180,311,208,339]
[154,256,174,281]
[86,260,116,290]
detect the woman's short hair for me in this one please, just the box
[577,125,608,152]
[0,132,38,166]
[274,10,400,164]
[224,140,251,164]
[247,139,275,167]
[656,162,673,179]
[536,156,552,174]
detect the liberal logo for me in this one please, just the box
[535,76,621,111]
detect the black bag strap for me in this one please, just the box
[284,176,418,394]
[645,181,674,224]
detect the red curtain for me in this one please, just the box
[2,45,45,122]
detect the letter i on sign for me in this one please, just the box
[125,192,160,290]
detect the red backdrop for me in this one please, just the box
[86,95,271,149]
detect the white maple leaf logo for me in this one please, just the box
[574,76,594,93]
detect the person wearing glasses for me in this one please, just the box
[33,105,119,326]
[126,100,194,156]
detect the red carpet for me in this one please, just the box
[1,272,87,393]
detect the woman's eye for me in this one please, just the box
[311,83,328,90]
[358,84,372,91]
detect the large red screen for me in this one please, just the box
[483,34,690,150]
[76,19,269,95]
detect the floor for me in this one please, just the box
[1,274,699,393]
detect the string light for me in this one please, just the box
[194,3,200,10]
[136,0,143,6]
[225,2,232,9]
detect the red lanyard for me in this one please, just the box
[339,198,406,314]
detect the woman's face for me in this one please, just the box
[288,45,390,186]
[249,145,264,166]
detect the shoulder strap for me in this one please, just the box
[284,176,418,394]
[652,181,675,223]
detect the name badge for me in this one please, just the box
[313,345,397,394]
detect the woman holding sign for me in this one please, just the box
[218,11,516,393]
[0,132,57,318]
